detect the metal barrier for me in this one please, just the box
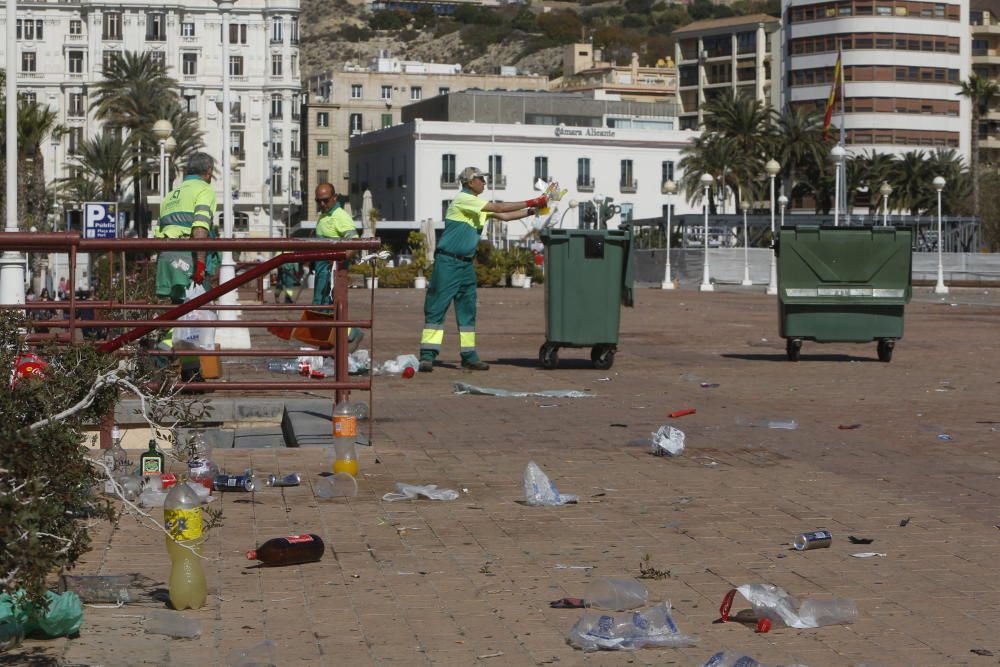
[3,233,382,447]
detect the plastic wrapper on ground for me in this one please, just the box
[566,601,696,651]
[524,461,579,506]
[454,382,591,398]
[382,482,458,502]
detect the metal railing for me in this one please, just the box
[4,234,382,447]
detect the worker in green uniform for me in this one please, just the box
[154,151,218,381]
[312,182,364,350]
[273,255,299,304]
[418,167,547,372]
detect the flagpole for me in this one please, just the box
[838,43,849,225]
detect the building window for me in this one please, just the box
[271,166,283,196]
[270,94,283,120]
[20,51,36,73]
[381,85,392,100]
[438,87,450,96]
[316,170,329,184]
[103,13,122,40]
[620,159,635,188]
[441,154,456,183]
[534,156,548,181]
[221,23,248,44]
[68,93,85,117]
[411,86,422,100]
[229,56,244,77]
[488,154,503,179]
[661,161,674,183]
[69,19,82,36]
[67,127,84,155]
[17,19,44,40]
[351,84,362,99]
[349,113,362,134]
[290,17,299,43]
[441,200,450,220]
[291,129,300,157]
[150,51,165,68]
[68,51,84,74]
[291,54,298,77]
[317,141,329,156]
[317,112,329,127]
[381,113,392,128]
[102,51,121,73]
[271,17,283,43]
[181,22,196,37]
[271,55,283,77]
[183,95,197,113]
[147,13,166,41]
[182,53,197,76]
[577,157,591,186]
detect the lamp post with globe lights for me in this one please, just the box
[164,137,177,195]
[740,199,752,286]
[933,176,948,294]
[831,145,847,227]
[879,181,892,226]
[215,0,238,320]
[0,0,25,306]
[661,179,677,289]
[778,194,788,227]
[699,172,714,292]
[152,119,173,199]
[765,159,781,295]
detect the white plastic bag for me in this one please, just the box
[566,601,697,651]
[733,584,858,629]
[523,461,578,506]
[374,354,419,375]
[174,287,217,350]
[584,577,649,611]
[382,482,458,502]
[651,425,685,456]
[348,349,371,374]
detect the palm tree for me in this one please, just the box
[890,150,933,215]
[926,148,971,215]
[850,149,896,215]
[678,132,730,213]
[65,133,140,202]
[774,106,831,203]
[0,94,62,231]
[702,93,776,208]
[957,74,999,218]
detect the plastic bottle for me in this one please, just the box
[333,442,358,476]
[797,598,858,627]
[333,398,357,442]
[103,426,129,494]
[701,651,761,667]
[163,479,206,610]
[246,534,325,566]
[583,577,649,611]
[140,439,166,477]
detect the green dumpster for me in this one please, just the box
[776,224,912,362]
[538,228,633,370]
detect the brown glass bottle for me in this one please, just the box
[246,534,325,566]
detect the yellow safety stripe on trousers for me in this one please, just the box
[420,325,444,349]
[459,329,476,352]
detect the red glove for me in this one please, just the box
[192,259,206,285]
[526,195,548,208]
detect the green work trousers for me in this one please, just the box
[419,255,479,363]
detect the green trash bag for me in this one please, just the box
[0,590,83,647]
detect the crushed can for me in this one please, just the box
[266,473,301,488]
[213,474,256,492]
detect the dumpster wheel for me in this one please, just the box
[539,343,560,370]
[877,339,894,363]
[590,345,616,370]
[786,338,802,362]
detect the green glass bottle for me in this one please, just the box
[140,439,165,477]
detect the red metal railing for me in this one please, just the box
[4,233,381,447]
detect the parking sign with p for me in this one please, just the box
[84,202,118,239]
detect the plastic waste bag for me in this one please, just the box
[566,601,696,651]
[175,308,218,350]
[228,639,278,667]
[454,382,591,398]
[348,349,371,374]
[374,354,419,375]
[584,577,649,611]
[730,584,858,629]
[382,482,458,502]
[734,417,798,430]
[650,425,685,457]
[0,590,83,646]
[700,650,810,667]
[524,461,578,506]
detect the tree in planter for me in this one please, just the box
[407,231,433,283]
[506,246,535,285]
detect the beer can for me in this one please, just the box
[268,473,301,488]
[794,530,832,551]
[213,474,256,492]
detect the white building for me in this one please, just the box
[782,0,970,166]
[347,117,699,245]
[1,0,302,238]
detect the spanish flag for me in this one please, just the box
[823,49,843,140]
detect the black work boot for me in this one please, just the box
[418,359,434,373]
[461,359,490,371]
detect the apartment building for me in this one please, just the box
[672,14,782,129]
[553,43,677,103]
[301,54,548,219]
[2,0,303,237]
[782,0,970,160]
[971,0,1000,165]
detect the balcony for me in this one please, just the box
[577,176,594,192]
[620,179,637,194]
[440,177,458,189]
[291,147,300,158]
[230,148,246,160]
[270,37,284,45]
[489,174,506,189]
[231,111,246,124]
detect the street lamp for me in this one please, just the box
[0,0,25,305]
[699,172,714,292]
[740,199,752,286]
[152,119,173,199]
[592,194,604,229]
[778,194,788,227]
[556,199,578,229]
[879,181,892,226]
[765,159,780,295]
[932,176,948,294]
[215,0,238,319]
[831,145,847,227]
[660,179,677,290]
[164,136,177,194]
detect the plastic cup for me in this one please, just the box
[315,472,357,498]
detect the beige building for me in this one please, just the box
[672,14,782,129]
[972,0,1000,165]
[552,43,677,103]
[301,54,548,219]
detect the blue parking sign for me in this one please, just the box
[84,202,118,239]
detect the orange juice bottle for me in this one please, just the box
[333,442,359,476]
[332,399,359,475]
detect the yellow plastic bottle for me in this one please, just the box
[163,480,207,610]
[333,442,359,477]
[332,399,359,476]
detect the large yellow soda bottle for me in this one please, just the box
[332,399,359,476]
[163,480,207,610]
